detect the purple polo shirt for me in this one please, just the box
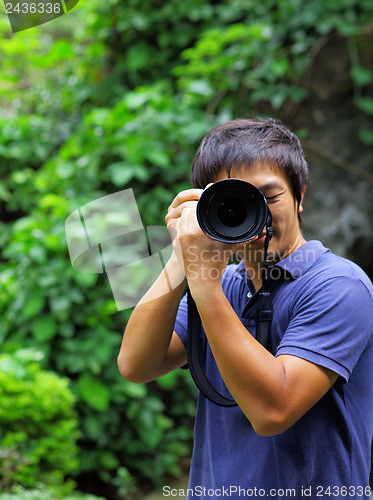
[174,241,373,499]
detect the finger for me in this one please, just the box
[168,189,203,211]
[178,205,194,232]
[167,207,197,242]
[167,200,199,221]
[181,207,207,243]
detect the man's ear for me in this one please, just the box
[298,186,306,214]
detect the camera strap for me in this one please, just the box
[187,290,238,407]
[255,215,273,349]
[187,217,273,408]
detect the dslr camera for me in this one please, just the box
[196,178,272,244]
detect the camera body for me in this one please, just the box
[196,179,271,244]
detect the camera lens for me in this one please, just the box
[196,179,269,243]
[217,199,247,227]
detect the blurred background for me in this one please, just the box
[0,0,372,498]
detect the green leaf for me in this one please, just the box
[0,182,11,201]
[0,354,28,379]
[98,450,120,470]
[107,162,135,186]
[23,291,45,319]
[355,97,373,115]
[77,373,110,412]
[145,149,170,168]
[14,348,44,364]
[50,295,70,313]
[188,79,213,96]
[358,127,373,146]
[351,66,373,87]
[121,380,147,399]
[157,371,180,389]
[32,315,57,342]
[126,42,151,71]
[84,415,103,440]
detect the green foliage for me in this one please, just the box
[0,349,79,494]
[174,0,373,116]
[0,0,372,497]
[1,484,105,500]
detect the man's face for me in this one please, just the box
[214,161,305,265]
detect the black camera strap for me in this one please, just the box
[186,217,273,408]
[187,291,237,407]
[255,215,273,349]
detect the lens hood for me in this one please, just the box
[196,179,269,244]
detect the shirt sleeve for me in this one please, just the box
[173,292,188,348]
[276,276,373,382]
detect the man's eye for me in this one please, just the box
[265,195,279,201]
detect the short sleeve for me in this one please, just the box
[174,293,188,348]
[276,277,373,382]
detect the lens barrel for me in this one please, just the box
[196,179,269,244]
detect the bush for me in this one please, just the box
[0,349,79,494]
[1,484,105,500]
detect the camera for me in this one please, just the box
[196,179,271,244]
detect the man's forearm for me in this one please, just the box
[192,286,284,423]
[117,256,186,383]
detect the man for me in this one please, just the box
[118,118,373,499]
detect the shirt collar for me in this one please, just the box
[271,240,329,278]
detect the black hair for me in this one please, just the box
[191,117,309,216]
